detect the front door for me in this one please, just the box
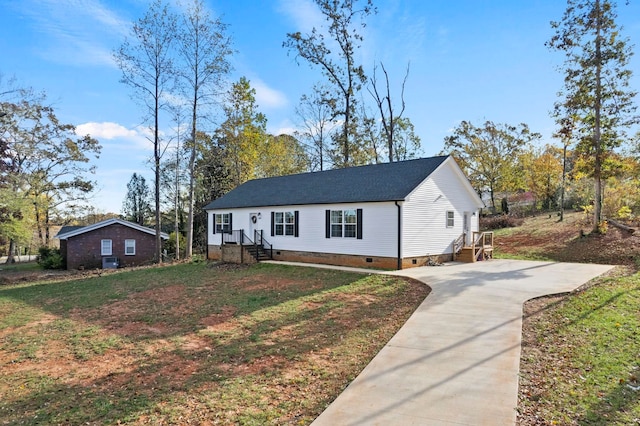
[463,212,470,245]
[249,213,262,243]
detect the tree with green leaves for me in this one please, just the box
[521,144,564,211]
[122,173,152,225]
[390,117,421,162]
[442,120,540,210]
[193,132,232,252]
[548,0,638,231]
[176,0,233,259]
[2,99,100,246]
[256,134,309,178]
[216,77,268,186]
[284,0,375,167]
[115,0,177,262]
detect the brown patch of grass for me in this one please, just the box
[0,262,429,424]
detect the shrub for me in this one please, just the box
[617,205,633,220]
[480,214,524,230]
[37,247,64,270]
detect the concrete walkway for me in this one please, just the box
[307,259,614,426]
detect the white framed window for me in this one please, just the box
[328,209,361,239]
[101,239,112,256]
[330,210,344,237]
[274,211,295,236]
[446,211,455,228]
[215,213,231,233]
[125,239,136,255]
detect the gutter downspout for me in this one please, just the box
[395,201,402,270]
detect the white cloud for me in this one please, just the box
[76,121,153,151]
[277,0,324,32]
[253,79,289,110]
[76,122,137,139]
[19,0,129,67]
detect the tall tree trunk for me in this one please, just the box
[186,88,197,259]
[593,0,603,232]
[45,208,50,246]
[155,83,162,264]
[6,239,16,264]
[343,96,350,166]
[560,142,567,221]
[175,130,181,260]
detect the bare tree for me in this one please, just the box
[295,84,336,171]
[368,61,409,162]
[176,0,233,258]
[114,0,177,262]
[284,0,375,167]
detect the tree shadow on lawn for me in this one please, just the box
[0,263,429,424]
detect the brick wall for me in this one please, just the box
[65,224,160,270]
[207,245,452,270]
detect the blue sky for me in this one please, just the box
[2,0,640,214]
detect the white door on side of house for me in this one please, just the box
[463,212,470,245]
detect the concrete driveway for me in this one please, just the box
[311,259,614,426]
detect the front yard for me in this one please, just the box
[0,262,428,425]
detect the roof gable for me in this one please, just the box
[204,156,450,210]
[55,218,169,240]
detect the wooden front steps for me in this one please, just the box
[454,232,494,263]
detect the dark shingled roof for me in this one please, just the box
[55,225,85,237]
[204,155,449,210]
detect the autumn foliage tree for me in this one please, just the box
[548,0,638,231]
[443,120,541,210]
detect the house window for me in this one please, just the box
[446,211,455,228]
[101,239,112,256]
[271,211,299,237]
[125,239,136,255]
[215,213,231,233]
[274,211,295,236]
[327,209,362,239]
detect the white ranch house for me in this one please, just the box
[204,155,488,270]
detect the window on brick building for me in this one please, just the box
[101,239,112,256]
[125,239,136,255]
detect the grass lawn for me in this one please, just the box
[0,262,428,425]
[494,212,640,425]
[518,271,640,425]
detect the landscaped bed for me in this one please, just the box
[0,262,428,424]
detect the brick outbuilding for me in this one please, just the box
[55,218,169,270]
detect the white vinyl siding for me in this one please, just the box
[101,239,112,256]
[446,211,454,227]
[206,158,481,260]
[402,159,481,258]
[208,203,397,257]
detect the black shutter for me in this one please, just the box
[325,210,331,239]
[271,212,275,236]
[356,208,363,239]
[228,213,233,234]
[294,211,299,237]
[212,213,216,234]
